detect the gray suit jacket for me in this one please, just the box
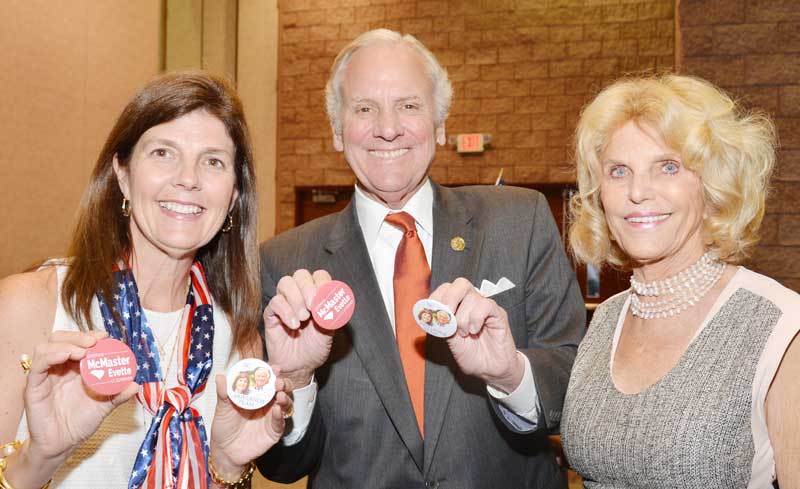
[257,183,585,489]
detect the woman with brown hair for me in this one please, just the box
[232,373,252,395]
[0,72,291,488]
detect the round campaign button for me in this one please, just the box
[413,299,457,338]
[79,338,137,396]
[226,358,276,410]
[311,280,356,331]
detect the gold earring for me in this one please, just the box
[222,213,233,233]
[121,198,131,217]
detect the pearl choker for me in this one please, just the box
[629,251,725,320]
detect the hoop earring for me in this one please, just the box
[222,213,233,233]
[121,198,131,217]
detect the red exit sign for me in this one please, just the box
[456,133,485,153]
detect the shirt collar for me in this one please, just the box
[354,179,434,247]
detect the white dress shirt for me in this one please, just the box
[283,180,540,445]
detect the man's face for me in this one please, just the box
[254,367,270,387]
[333,42,445,210]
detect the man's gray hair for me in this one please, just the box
[325,28,453,134]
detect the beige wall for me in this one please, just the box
[0,0,281,278]
[239,0,279,245]
[0,1,163,277]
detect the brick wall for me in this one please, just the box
[679,0,800,290]
[275,0,675,233]
[274,0,798,291]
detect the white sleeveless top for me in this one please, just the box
[16,264,239,488]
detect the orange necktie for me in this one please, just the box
[385,211,430,436]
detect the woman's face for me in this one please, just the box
[435,310,450,325]
[599,120,707,270]
[114,109,238,260]
[234,376,249,392]
[420,310,432,324]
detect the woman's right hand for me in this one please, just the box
[5,330,138,488]
[22,330,139,464]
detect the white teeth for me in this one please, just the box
[369,148,409,159]
[627,214,669,223]
[160,201,203,215]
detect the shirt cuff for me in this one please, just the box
[486,352,540,424]
[281,377,318,446]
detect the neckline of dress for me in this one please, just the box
[607,266,746,396]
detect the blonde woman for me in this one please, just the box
[562,75,799,487]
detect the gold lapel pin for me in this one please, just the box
[450,236,466,252]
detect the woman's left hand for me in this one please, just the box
[208,370,293,480]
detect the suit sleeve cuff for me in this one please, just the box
[281,377,318,446]
[486,352,541,424]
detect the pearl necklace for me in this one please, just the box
[629,251,725,320]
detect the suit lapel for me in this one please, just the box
[324,201,425,471]
[423,183,484,471]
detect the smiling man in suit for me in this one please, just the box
[256,29,585,489]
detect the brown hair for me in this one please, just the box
[417,308,432,325]
[61,71,261,355]
[233,372,251,394]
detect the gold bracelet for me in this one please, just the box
[208,457,254,489]
[0,441,51,489]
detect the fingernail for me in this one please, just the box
[291,318,300,328]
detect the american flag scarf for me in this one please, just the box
[98,261,214,489]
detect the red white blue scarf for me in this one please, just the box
[98,261,214,489]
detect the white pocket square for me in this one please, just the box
[476,277,515,298]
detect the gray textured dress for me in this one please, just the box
[562,267,800,488]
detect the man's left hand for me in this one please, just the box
[430,278,525,394]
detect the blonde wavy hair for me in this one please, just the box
[569,74,777,269]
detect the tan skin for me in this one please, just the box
[767,335,800,487]
[0,269,59,444]
[0,112,293,488]
[604,121,799,486]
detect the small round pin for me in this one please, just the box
[450,236,466,252]
[413,299,457,338]
[226,358,276,410]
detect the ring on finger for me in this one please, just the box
[282,405,294,419]
[19,354,32,374]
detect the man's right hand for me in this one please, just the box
[263,269,335,388]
